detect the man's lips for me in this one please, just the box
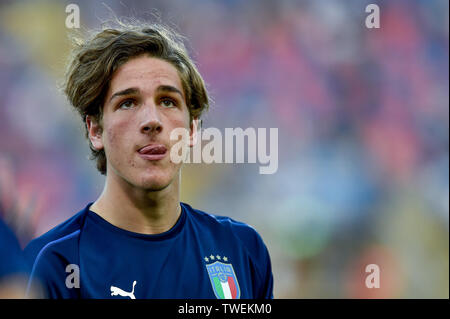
[137,144,168,160]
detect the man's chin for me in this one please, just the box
[141,182,172,192]
[120,166,180,192]
[137,174,176,192]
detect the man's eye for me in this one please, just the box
[119,99,136,109]
[161,98,177,108]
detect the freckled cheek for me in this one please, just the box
[103,122,134,164]
[105,126,119,149]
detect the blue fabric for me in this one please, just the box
[0,217,28,279]
[24,202,273,299]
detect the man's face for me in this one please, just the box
[87,55,195,191]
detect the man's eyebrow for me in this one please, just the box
[108,85,184,102]
[156,85,184,98]
[109,87,139,102]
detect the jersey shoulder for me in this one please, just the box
[182,202,273,298]
[181,202,267,257]
[23,204,90,268]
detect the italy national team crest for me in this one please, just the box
[204,255,240,299]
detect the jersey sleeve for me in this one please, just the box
[257,240,274,299]
[26,231,81,298]
[251,229,274,299]
[228,220,274,299]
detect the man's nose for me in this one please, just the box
[139,101,162,134]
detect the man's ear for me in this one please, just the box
[86,115,104,151]
[189,117,200,148]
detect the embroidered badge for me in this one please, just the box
[204,255,240,299]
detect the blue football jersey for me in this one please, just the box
[24,202,273,299]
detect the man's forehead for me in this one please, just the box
[108,56,183,95]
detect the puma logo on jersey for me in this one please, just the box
[110,281,137,299]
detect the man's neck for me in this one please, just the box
[90,174,182,235]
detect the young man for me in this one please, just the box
[24,22,273,299]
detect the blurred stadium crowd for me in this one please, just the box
[0,0,448,298]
